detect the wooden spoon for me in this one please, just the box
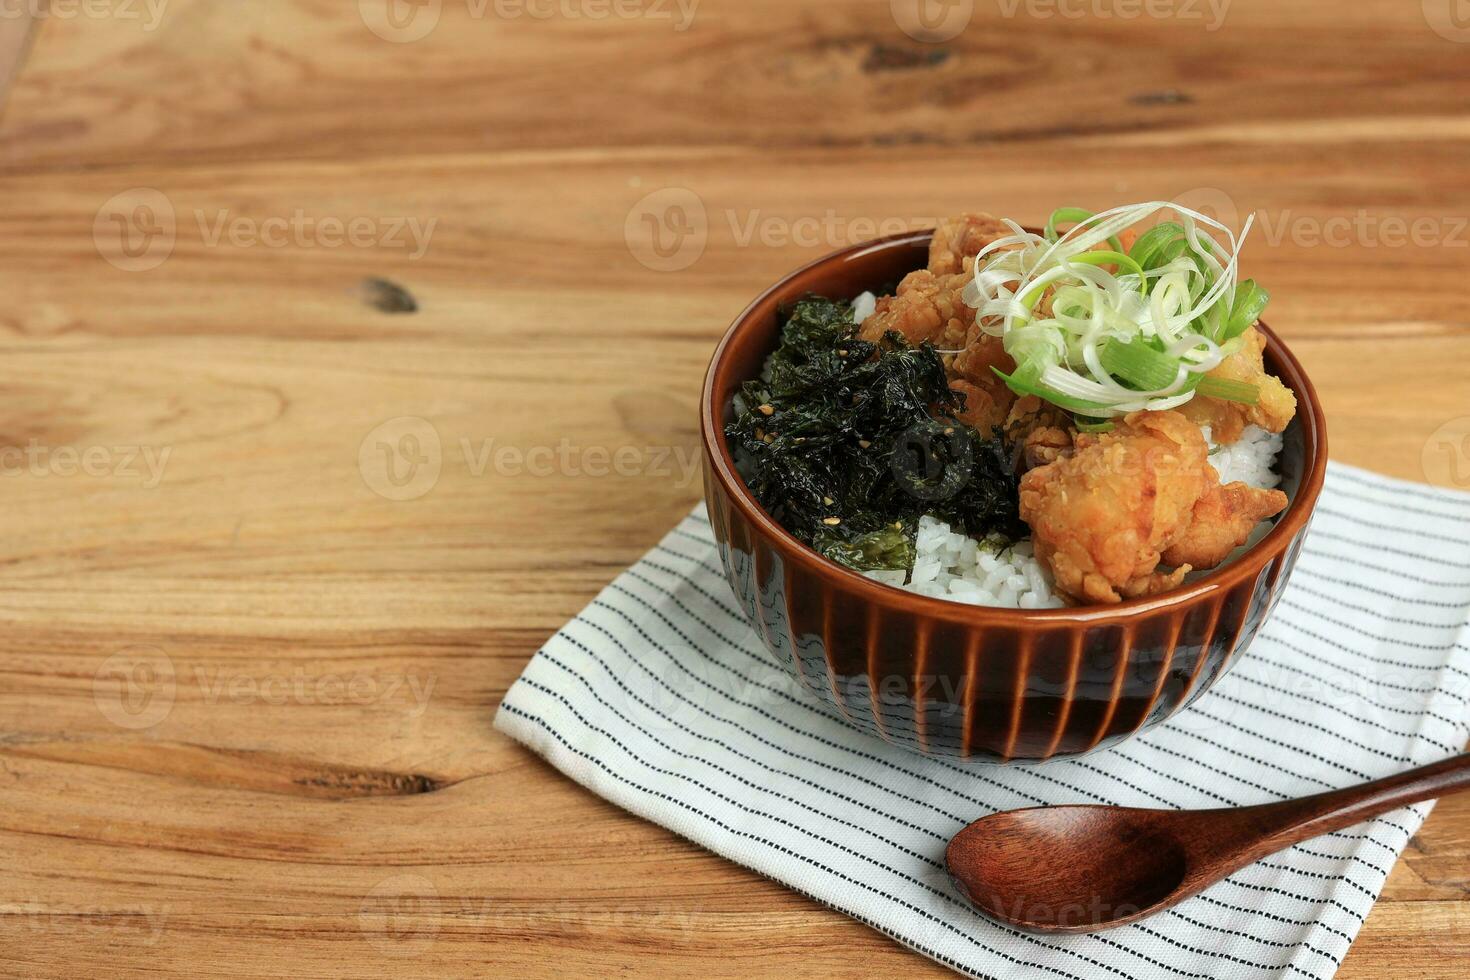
[946,754,1470,934]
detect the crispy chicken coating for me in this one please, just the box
[951,323,1018,427]
[951,321,1014,386]
[1004,395,1073,470]
[1019,410,1290,604]
[950,380,1009,434]
[1161,479,1288,570]
[858,268,975,350]
[1122,566,1192,599]
[928,212,1014,276]
[1181,326,1298,443]
[1020,411,1214,604]
[1019,411,1222,604]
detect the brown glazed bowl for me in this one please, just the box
[699,230,1328,763]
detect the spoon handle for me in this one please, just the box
[1247,754,1470,856]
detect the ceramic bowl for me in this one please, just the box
[699,231,1327,762]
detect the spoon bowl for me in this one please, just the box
[947,807,1192,931]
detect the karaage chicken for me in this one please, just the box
[1181,325,1298,443]
[1019,410,1289,604]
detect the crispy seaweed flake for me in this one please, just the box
[725,295,1023,574]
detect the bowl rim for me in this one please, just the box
[699,229,1329,625]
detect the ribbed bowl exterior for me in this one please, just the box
[700,231,1327,763]
[705,463,1313,762]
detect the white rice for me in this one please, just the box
[1207,424,1284,490]
[867,518,1065,609]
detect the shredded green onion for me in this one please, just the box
[1045,208,1125,254]
[992,367,1114,415]
[964,201,1268,418]
[1128,222,1190,273]
[1197,376,1260,405]
[1068,250,1147,282]
[1099,337,1180,392]
[1225,280,1269,341]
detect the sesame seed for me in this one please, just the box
[758,404,775,416]
[822,517,841,526]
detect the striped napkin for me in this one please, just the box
[495,462,1470,980]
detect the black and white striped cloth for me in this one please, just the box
[495,463,1470,980]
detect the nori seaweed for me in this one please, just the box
[725,295,1024,574]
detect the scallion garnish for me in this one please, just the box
[1072,416,1116,433]
[1197,376,1261,405]
[962,201,1269,418]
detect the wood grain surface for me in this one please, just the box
[0,1,1467,977]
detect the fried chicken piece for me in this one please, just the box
[1019,411,1214,604]
[1022,425,1073,471]
[949,322,1019,427]
[1161,479,1288,569]
[950,380,1009,434]
[951,320,1014,385]
[1004,395,1073,470]
[858,269,975,351]
[1181,326,1298,443]
[928,212,1014,276]
[1121,566,1191,599]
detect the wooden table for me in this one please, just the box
[1,1,1466,976]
